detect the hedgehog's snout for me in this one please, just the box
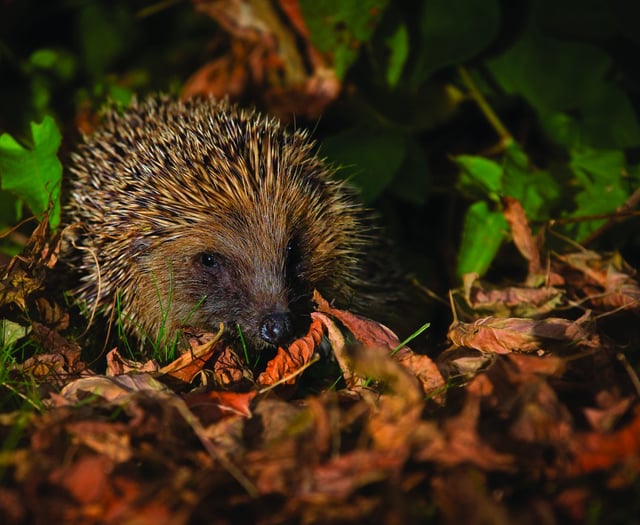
[259,311,294,346]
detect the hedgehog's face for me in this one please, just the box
[131,214,335,351]
[186,239,312,348]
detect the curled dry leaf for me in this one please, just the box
[183,390,256,419]
[159,324,226,383]
[106,348,159,376]
[313,290,445,399]
[448,315,596,354]
[0,214,59,310]
[557,251,640,315]
[58,374,171,405]
[458,273,564,319]
[502,196,543,281]
[257,315,325,386]
[211,344,252,386]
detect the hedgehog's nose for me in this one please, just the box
[260,312,294,346]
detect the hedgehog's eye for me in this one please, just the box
[200,253,221,270]
[285,238,304,280]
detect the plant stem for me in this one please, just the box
[457,66,513,147]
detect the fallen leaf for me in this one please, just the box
[502,196,543,282]
[448,316,596,354]
[159,324,225,383]
[257,315,324,386]
[106,347,159,376]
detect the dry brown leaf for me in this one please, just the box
[314,291,405,351]
[210,344,251,385]
[65,420,132,463]
[566,405,640,484]
[106,348,159,375]
[393,351,446,402]
[49,454,114,505]
[183,390,255,420]
[458,273,564,319]
[505,352,566,376]
[159,324,226,383]
[557,250,640,314]
[502,196,543,281]
[257,315,324,386]
[58,374,171,405]
[583,391,632,432]
[313,290,445,396]
[309,449,404,496]
[416,389,514,471]
[448,315,596,354]
[432,470,513,525]
[509,380,573,445]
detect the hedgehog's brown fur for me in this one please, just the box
[65,96,369,351]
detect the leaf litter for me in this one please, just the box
[2,201,640,523]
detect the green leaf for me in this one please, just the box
[455,155,503,201]
[0,117,62,229]
[501,143,560,219]
[457,201,508,277]
[411,0,500,84]
[77,3,133,79]
[29,48,76,80]
[538,112,582,149]
[487,25,611,113]
[568,148,628,241]
[322,128,407,203]
[580,85,640,149]
[384,23,409,88]
[299,0,389,79]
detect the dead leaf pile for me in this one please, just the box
[2,200,640,524]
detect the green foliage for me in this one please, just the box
[322,128,407,203]
[457,201,508,276]
[410,0,500,87]
[299,0,390,79]
[0,117,62,230]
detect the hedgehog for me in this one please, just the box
[65,96,370,352]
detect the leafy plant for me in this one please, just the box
[0,117,62,248]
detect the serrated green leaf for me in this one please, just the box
[322,128,407,203]
[0,116,62,229]
[501,143,560,219]
[568,148,628,240]
[299,0,389,79]
[455,155,503,201]
[411,0,499,84]
[457,201,508,277]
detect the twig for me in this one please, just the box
[581,184,640,246]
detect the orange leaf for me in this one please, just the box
[257,315,325,386]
